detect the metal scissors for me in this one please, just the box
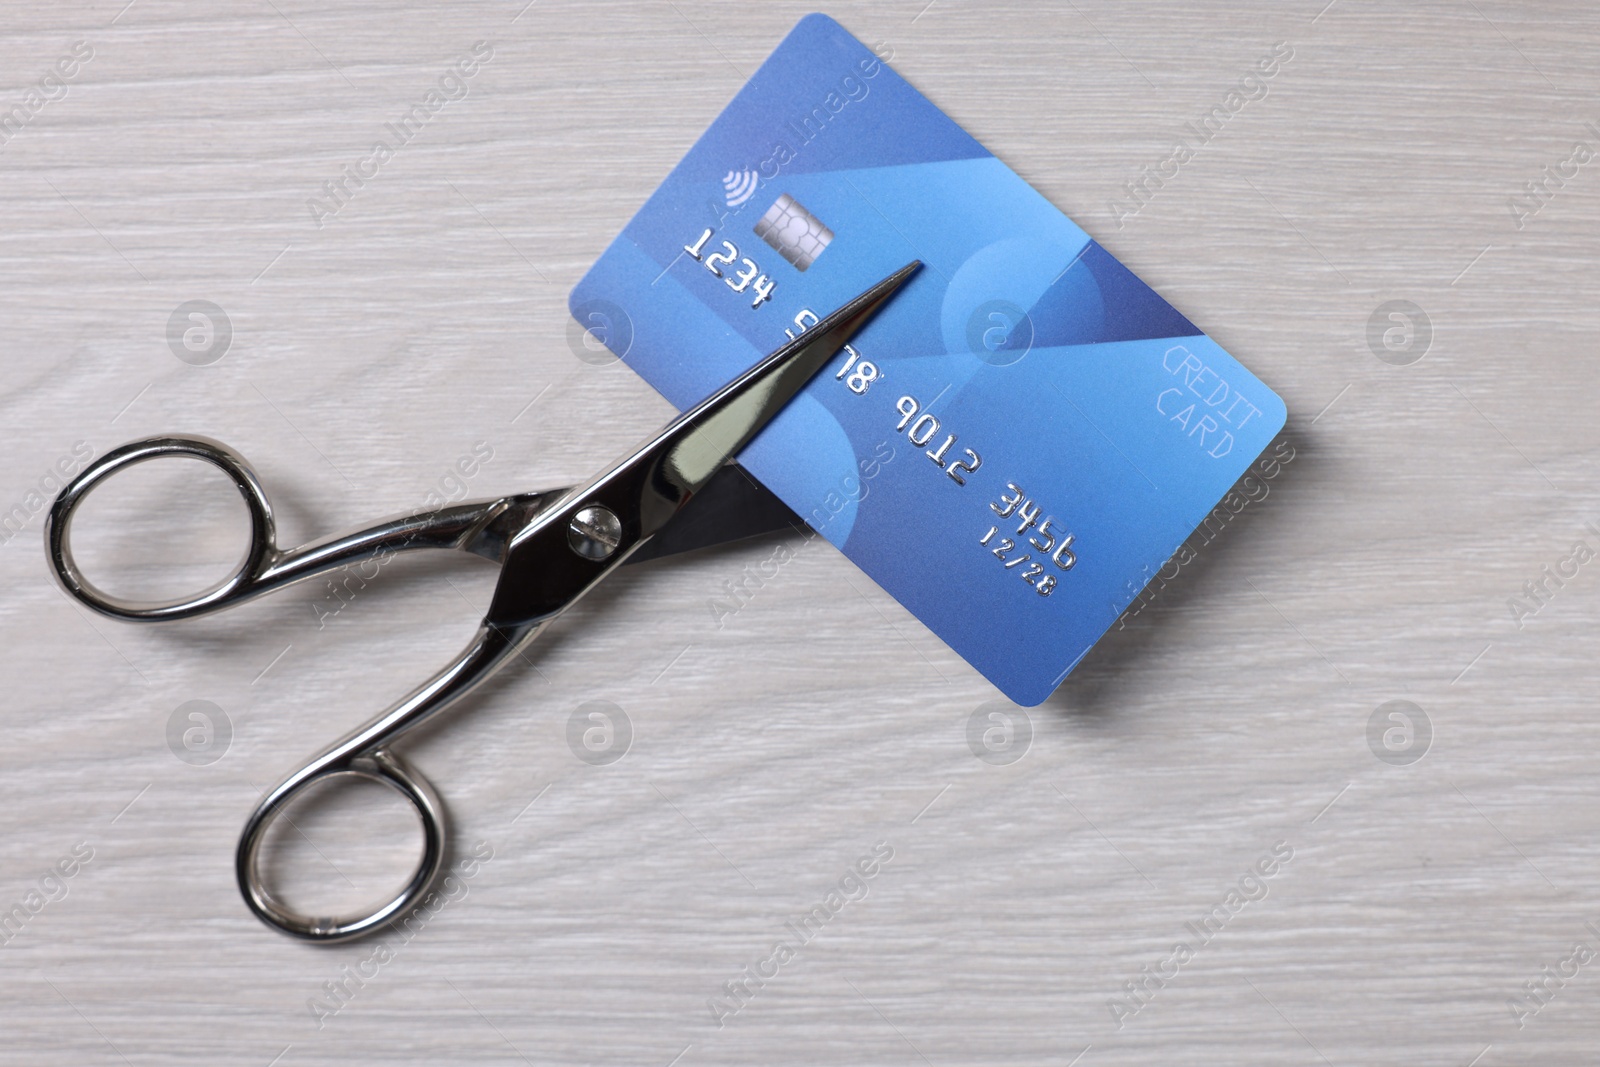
[45,262,918,942]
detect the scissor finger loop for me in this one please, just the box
[46,434,278,622]
[236,617,541,941]
[238,746,446,942]
[47,434,565,624]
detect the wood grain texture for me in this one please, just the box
[2,0,1599,1063]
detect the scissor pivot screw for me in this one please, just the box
[568,505,623,560]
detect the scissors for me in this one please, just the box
[45,262,918,942]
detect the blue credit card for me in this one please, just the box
[570,13,1286,705]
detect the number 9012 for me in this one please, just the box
[895,395,981,485]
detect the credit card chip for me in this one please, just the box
[754,193,833,271]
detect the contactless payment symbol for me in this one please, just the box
[754,193,834,271]
[722,168,759,209]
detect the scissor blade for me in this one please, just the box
[623,462,801,565]
[644,259,921,525]
[487,261,919,628]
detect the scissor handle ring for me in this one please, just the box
[237,747,446,942]
[45,435,277,621]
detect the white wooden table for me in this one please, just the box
[2,1,1598,1063]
